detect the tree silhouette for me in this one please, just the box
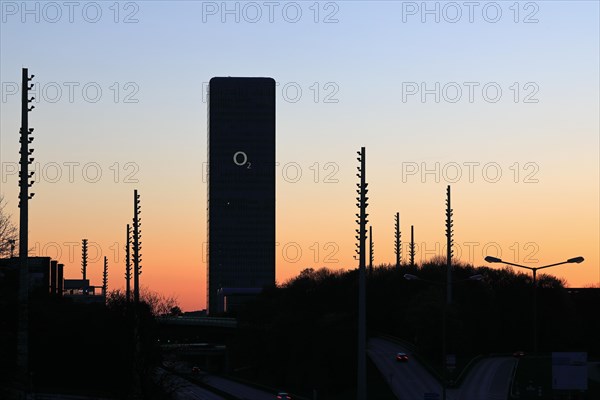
[0,195,18,258]
[107,287,179,317]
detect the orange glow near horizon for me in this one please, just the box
[3,165,596,312]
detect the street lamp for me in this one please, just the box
[404,273,483,400]
[484,255,584,352]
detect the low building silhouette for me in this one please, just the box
[0,257,105,304]
[216,287,263,313]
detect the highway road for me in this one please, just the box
[455,357,516,400]
[202,375,277,400]
[161,360,278,400]
[368,337,456,400]
[369,337,516,400]
[153,368,226,400]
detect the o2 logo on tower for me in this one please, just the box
[233,151,251,169]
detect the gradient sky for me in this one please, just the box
[1,1,598,311]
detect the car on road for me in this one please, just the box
[276,393,291,399]
[396,352,409,362]
[513,351,526,358]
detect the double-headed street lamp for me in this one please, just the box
[484,256,584,353]
[404,273,483,400]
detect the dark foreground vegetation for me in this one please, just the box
[2,259,598,398]
[231,260,599,396]
[0,271,166,399]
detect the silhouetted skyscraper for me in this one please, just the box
[207,77,276,314]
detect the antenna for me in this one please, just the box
[445,185,454,304]
[17,67,36,387]
[369,225,374,276]
[355,147,368,400]
[394,212,401,268]
[132,190,142,304]
[125,224,132,303]
[81,239,89,295]
[81,239,88,281]
[103,256,109,297]
[410,225,415,268]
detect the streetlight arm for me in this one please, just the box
[484,254,583,354]
[486,256,583,271]
[495,260,535,271]
[536,261,569,270]
[536,256,583,270]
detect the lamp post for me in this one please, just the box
[404,273,483,400]
[484,256,584,353]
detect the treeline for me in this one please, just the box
[232,260,597,396]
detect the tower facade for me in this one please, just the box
[207,77,276,314]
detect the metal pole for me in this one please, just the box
[131,190,142,397]
[443,185,454,400]
[446,185,453,305]
[533,269,537,353]
[133,190,141,304]
[82,239,88,295]
[410,225,415,268]
[81,239,88,281]
[394,212,401,268]
[102,256,108,296]
[18,67,34,389]
[369,225,373,276]
[125,224,131,303]
[356,147,367,400]
[442,301,447,400]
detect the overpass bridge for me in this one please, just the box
[156,316,238,328]
[156,316,239,356]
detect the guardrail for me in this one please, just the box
[453,354,484,387]
[509,359,520,399]
[157,316,238,328]
[154,367,239,400]
[222,374,313,400]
